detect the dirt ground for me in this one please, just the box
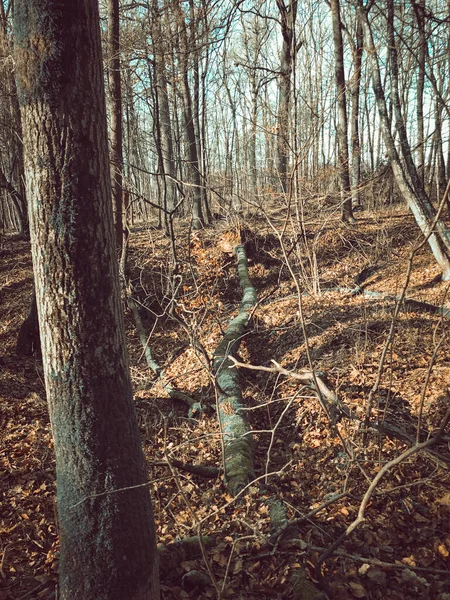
[1,205,450,599]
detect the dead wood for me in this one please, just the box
[230,357,450,460]
[213,243,257,495]
[127,294,199,411]
[315,407,450,579]
[150,458,220,479]
[266,495,329,600]
[158,536,215,580]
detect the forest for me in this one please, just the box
[1,0,450,599]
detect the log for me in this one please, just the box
[213,244,257,495]
[158,536,215,580]
[150,458,220,479]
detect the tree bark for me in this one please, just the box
[330,0,355,223]
[16,290,39,356]
[107,0,124,251]
[275,0,297,194]
[413,0,426,180]
[152,2,177,215]
[358,2,450,280]
[213,243,256,495]
[174,2,204,230]
[350,20,363,209]
[14,2,160,599]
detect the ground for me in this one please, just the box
[1,205,449,599]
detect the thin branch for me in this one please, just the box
[315,407,450,577]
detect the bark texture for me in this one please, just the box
[174,3,204,229]
[331,0,355,223]
[14,2,159,598]
[107,0,124,250]
[358,3,450,280]
[213,244,256,495]
[275,0,297,194]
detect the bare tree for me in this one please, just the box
[275,0,298,194]
[108,0,124,250]
[0,1,27,234]
[330,0,355,223]
[357,1,450,280]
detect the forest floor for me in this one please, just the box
[1,204,450,600]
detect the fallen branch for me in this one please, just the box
[356,288,450,318]
[315,407,450,578]
[127,294,199,412]
[229,356,345,423]
[150,458,220,479]
[229,357,450,455]
[270,491,349,550]
[213,243,257,495]
[158,536,216,580]
[265,494,330,600]
[304,545,449,575]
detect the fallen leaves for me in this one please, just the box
[2,211,450,600]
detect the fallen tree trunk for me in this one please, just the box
[213,243,257,495]
[158,536,215,580]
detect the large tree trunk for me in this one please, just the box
[358,2,450,281]
[14,2,160,599]
[331,0,355,223]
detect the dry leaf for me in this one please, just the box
[349,581,366,598]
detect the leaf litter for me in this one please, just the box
[1,207,450,599]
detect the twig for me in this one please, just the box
[315,408,450,578]
[150,458,220,479]
[306,545,449,575]
[17,582,48,600]
[270,491,350,549]
[127,294,197,408]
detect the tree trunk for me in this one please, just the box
[413,0,426,180]
[174,3,203,229]
[16,291,39,356]
[14,2,160,599]
[350,21,363,209]
[358,2,450,280]
[275,0,297,194]
[330,0,355,223]
[0,3,28,235]
[152,4,177,215]
[107,0,124,251]
[384,0,450,253]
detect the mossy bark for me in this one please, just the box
[213,244,257,495]
[14,2,159,598]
